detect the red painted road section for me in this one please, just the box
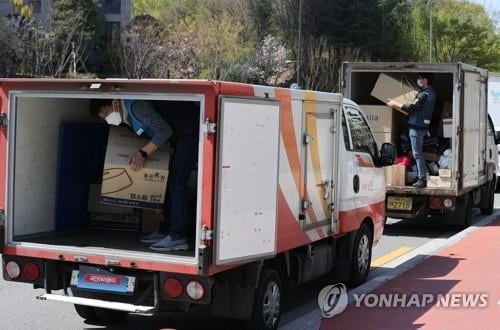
[322,219,500,329]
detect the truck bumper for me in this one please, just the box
[386,194,457,219]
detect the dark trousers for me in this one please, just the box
[159,134,198,239]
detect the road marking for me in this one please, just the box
[371,246,413,268]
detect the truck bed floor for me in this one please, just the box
[16,229,195,257]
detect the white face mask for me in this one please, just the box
[417,79,424,88]
[105,111,122,126]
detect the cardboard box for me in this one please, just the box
[88,184,134,214]
[427,176,452,188]
[439,169,452,178]
[442,119,453,138]
[101,127,170,210]
[386,164,406,187]
[360,105,394,132]
[423,152,440,162]
[89,211,140,231]
[141,210,164,233]
[373,131,393,148]
[371,73,418,105]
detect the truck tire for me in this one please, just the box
[480,180,495,215]
[74,304,99,322]
[349,223,373,287]
[451,192,473,228]
[246,269,282,330]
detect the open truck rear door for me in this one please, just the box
[214,97,281,265]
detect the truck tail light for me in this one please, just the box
[23,262,40,281]
[186,280,205,301]
[430,198,442,209]
[5,261,21,279]
[443,198,453,208]
[164,278,183,298]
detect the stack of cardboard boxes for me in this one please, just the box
[361,74,417,187]
[88,127,169,232]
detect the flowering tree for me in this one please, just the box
[246,35,288,85]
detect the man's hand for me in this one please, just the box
[129,152,146,171]
[386,99,401,109]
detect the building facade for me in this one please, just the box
[0,0,132,31]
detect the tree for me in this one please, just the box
[50,0,97,76]
[247,35,288,85]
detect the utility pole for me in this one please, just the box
[297,0,302,87]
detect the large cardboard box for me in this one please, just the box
[386,164,406,187]
[101,127,170,209]
[89,211,140,231]
[88,184,134,214]
[360,105,393,132]
[371,73,418,105]
[373,131,393,147]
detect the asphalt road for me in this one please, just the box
[1,196,499,330]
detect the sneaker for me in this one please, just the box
[140,230,166,244]
[149,235,189,252]
[413,177,427,188]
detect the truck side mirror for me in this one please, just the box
[379,143,396,167]
[495,131,500,145]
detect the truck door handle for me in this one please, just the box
[353,175,360,193]
[322,180,330,200]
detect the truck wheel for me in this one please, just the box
[480,180,495,215]
[349,223,373,287]
[74,304,99,322]
[453,192,473,228]
[247,269,282,330]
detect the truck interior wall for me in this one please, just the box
[13,98,96,236]
[11,96,201,258]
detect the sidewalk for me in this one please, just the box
[322,218,500,329]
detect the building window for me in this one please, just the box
[30,0,41,14]
[104,0,121,15]
[105,21,121,43]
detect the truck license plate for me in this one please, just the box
[387,196,413,210]
[71,266,135,295]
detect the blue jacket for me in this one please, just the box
[402,87,436,130]
[122,100,172,147]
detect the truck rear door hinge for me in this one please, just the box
[204,119,216,134]
[201,225,213,241]
[0,114,7,128]
[303,133,313,145]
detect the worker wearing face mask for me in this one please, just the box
[386,73,436,188]
[90,99,197,252]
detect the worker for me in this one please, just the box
[90,99,199,251]
[386,73,436,188]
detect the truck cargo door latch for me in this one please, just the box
[204,119,216,134]
[201,225,213,241]
[0,114,7,128]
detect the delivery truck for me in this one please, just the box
[487,72,500,188]
[342,62,498,227]
[0,79,395,329]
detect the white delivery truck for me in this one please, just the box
[487,72,500,188]
[0,79,395,329]
[343,62,498,227]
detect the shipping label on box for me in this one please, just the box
[101,127,170,209]
[371,73,418,105]
[361,105,394,132]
